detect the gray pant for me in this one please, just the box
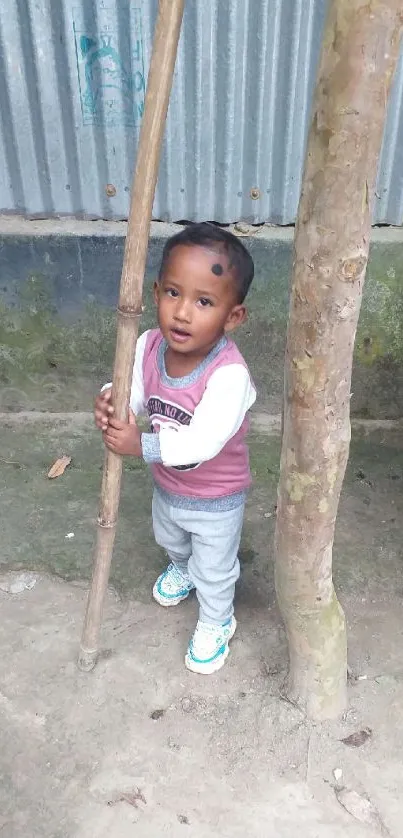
[152,490,244,625]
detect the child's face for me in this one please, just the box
[154,245,246,359]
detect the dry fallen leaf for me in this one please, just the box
[335,787,389,835]
[107,788,147,808]
[178,813,190,825]
[47,456,72,479]
[341,727,372,748]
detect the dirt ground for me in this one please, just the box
[1,413,403,837]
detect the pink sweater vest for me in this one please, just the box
[143,330,252,499]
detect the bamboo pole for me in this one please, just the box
[78,0,185,672]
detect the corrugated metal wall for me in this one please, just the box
[0,0,403,225]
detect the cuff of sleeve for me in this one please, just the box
[141,433,162,464]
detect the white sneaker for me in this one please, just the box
[153,562,195,607]
[185,617,237,674]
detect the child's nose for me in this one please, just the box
[175,298,192,322]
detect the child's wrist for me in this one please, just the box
[141,432,162,464]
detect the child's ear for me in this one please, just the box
[224,305,247,334]
[153,281,160,306]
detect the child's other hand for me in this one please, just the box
[103,410,142,457]
[94,388,113,431]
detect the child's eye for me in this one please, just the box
[198,297,213,307]
[166,288,179,298]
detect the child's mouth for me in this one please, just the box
[170,328,192,343]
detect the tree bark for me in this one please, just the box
[275,0,402,720]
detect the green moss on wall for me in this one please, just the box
[1,235,403,418]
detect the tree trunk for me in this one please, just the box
[275,0,402,720]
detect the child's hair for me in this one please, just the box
[158,222,254,303]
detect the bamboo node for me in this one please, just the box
[117,305,143,318]
[97,517,117,529]
[77,647,97,672]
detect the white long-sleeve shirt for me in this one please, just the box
[126,331,256,467]
[104,330,256,508]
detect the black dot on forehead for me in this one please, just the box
[211,263,224,276]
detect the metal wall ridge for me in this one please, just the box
[0,0,402,225]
